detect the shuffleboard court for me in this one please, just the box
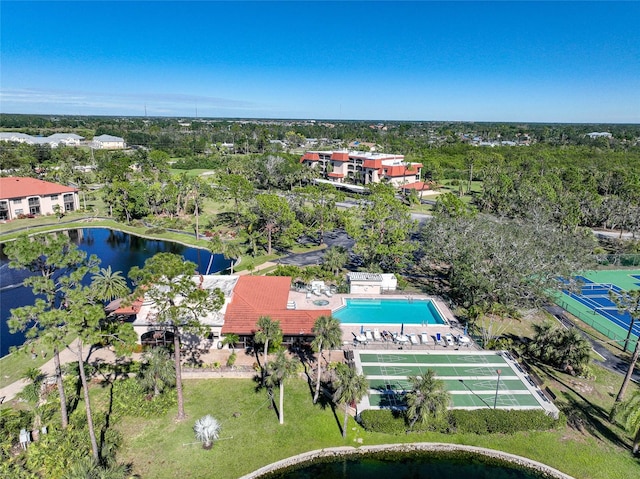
[363,364,512,377]
[353,350,559,417]
[359,352,510,366]
[369,378,528,392]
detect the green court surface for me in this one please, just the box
[582,269,640,291]
[359,353,510,366]
[554,269,640,350]
[355,350,554,413]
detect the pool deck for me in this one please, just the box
[286,291,476,351]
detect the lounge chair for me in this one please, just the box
[324,288,333,298]
[435,332,444,346]
[410,333,419,345]
[420,332,429,344]
[373,328,382,341]
[445,332,455,347]
[365,330,374,342]
[312,289,322,296]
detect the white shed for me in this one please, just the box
[380,273,397,291]
[347,272,384,295]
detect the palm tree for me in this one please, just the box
[63,456,131,479]
[193,415,221,449]
[265,350,300,424]
[19,367,46,434]
[254,316,282,382]
[322,246,349,276]
[91,266,130,304]
[209,235,242,274]
[332,364,368,438]
[613,389,640,454]
[311,315,343,403]
[405,370,450,430]
[222,242,243,274]
[139,347,176,398]
[222,333,239,351]
[528,321,558,364]
[557,328,591,375]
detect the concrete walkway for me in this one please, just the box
[0,342,263,404]
[0,339,136,404]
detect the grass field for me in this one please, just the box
[114,377,640,479]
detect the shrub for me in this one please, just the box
[449,409,559,434]
[145,227,167,235]
[358,409,406,434]
[193,415,221,449]
[110,377,176,418]
[226,352,237,368]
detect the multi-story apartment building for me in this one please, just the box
[0,177,79,221]
[300,150,423,189]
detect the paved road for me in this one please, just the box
[278,229,355,267]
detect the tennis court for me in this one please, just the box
[353,350,558,416]
[557,270,640,349]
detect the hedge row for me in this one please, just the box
[358,408,564,435]
[449,409,564,434]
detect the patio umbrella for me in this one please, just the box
[400,323,404,336]
[463,324,468,336]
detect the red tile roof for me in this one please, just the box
[222,276,331,336]
[327,172,344,178]
[384,164,421,177]
[300,152,320,163]
[107,297,143,316]
[330,152,350,161]
[0,177,77,199]
[400,181,430,191]
[363,159,382,169]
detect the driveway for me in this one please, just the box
[278,229,355,267]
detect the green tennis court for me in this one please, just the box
[554,269,640,352]
[354,350,558,415]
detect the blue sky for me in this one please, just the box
[1,1,639,122]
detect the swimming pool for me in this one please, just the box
[334,298,446,325]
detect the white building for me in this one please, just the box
[347,272,384,295]
[0,177,80,220]
[92,134,126,149]
[300,150,423,187]
[0,132,84,147]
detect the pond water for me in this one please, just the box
[0,228,231,357]
[258,450,558,479]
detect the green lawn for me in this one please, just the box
[115,378,640,479]
[0,334,77,389]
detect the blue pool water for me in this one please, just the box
[334,299,446,325]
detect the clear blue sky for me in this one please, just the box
[2,1,639,122]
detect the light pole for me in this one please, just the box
[493,369,502,409]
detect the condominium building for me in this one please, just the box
[300,150,423,188]
[0,177,79,220]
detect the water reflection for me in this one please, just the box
[0,228,230,357]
